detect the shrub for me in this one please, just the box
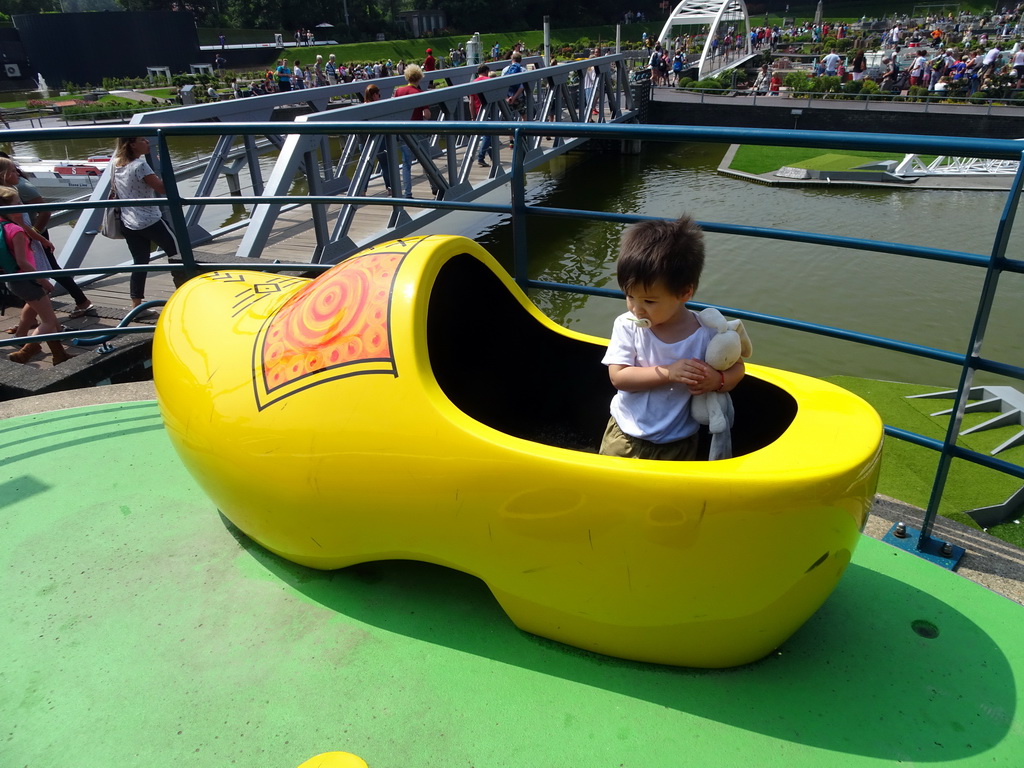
[676,77,694,89]
[62,99,169,121]
[907,85,930,101]
[101,76,150,91]
[858,79,881,99]
[689,77,725,91]
[783,71,812,94]
[171,73,216,87]
[842,79,864,96]
[817,75,842,93]
[719,68,748,86]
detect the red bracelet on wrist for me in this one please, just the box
[716,370,725,392]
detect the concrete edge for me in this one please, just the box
[866,494,1024,607]
[0,380,156,420]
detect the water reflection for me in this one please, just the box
[482,142,1020,387]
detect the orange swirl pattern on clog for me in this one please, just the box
[261,250,403,393]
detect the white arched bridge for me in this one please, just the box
[656,0,755,80]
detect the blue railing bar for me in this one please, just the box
[884,426,945,451]
[533,282,1024,380]
[0,325,154,347]
[0,261,328,284]
[528,279,971,368]
[945,443,1024,480]
[528,281,1024,381]
[16,196,1019,280]
[2,193,517,217]
[0,263,188,281]
[72,301,168,346]
[7,123,1024,160]
[10,192,1023,276]
[976,358,1024,379]
[885,426,1024,481]
[528,206,998,270]
[688,303,1005,374]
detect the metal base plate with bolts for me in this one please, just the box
[883,522,965,571]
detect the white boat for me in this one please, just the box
[13,155,111,196]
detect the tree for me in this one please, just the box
[4,0,62,14]
[116,0,220,26]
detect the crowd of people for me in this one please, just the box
[641,5,1024,97]
[216,40,534,100]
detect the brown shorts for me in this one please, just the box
[598,417,699,461]
[5,277,45,303]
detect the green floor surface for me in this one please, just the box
[2,402,1022,767]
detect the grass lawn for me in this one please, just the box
[728,145,907,175]
[827,375,1024,548]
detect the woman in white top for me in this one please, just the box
[111,136,179,308]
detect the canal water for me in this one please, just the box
[474,142,1023,388]
[5,134,1020,387]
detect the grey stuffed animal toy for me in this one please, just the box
[690,307,753,461]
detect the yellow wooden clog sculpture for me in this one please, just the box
[154,235,883,668]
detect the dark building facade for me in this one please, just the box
[10,11,201,88]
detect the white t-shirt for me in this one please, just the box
[112,156,162,231]
[602,311,716,444]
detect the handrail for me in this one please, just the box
[2,119,1021,558]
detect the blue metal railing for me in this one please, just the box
[3,120,1023,559]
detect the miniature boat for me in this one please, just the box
[13,155,110,195]
[153,234,883,668]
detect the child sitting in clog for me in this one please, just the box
[599,214,745,460]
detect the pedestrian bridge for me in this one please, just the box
[61,54,642,269]
[656,0,756,80]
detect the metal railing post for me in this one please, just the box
[918,149,1024,547]
[510,126,529,291]
[156,132,196,270]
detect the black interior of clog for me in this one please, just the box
[428,254,797,458]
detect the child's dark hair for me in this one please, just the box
[616,214,704,295]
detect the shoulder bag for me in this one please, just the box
[100,183,125,240]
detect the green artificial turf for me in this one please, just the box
[729,145,905,175]
[795,152,893,171]
[827,376,1024,548]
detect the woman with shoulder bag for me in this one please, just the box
[111,136,179,309]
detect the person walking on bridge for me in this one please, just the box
[110,136,179,310]
[393,65,432,198]
[470,64,494,168]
